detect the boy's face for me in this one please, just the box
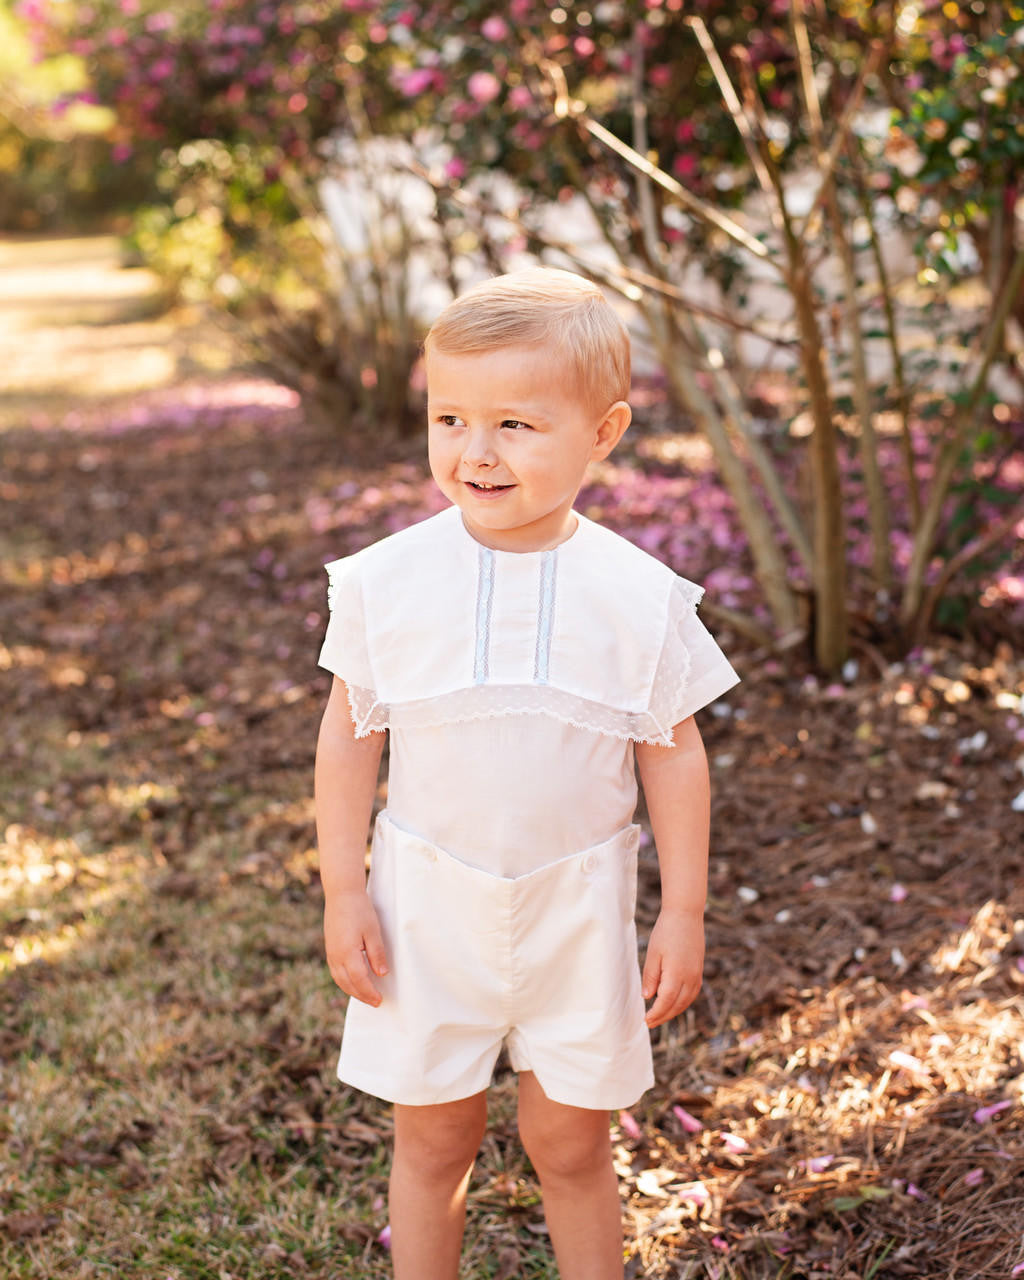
[426,343,629,553]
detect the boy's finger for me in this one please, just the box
[675,976,701,1014]
[649,975,701,1025]
[644,984,675,1026]
[363,927,389,978]
[338,952,382,1007]
[349,978,382,1007]
[641,954,662,1002]
[354,950,383,1005]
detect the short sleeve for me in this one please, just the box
[648,576,740,733]
[317,558,387,734]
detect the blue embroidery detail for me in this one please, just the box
[534,550,557,684]
[474,547,495,683]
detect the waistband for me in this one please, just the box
[372,809,640,886]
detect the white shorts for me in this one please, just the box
[337,810,654,1110]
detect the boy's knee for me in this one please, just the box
[394,1099,486,1181]
[519,1112,612,1183]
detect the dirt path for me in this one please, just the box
[0,232,237,429]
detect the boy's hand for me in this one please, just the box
[642,908,705,1028]
[324,889,389,1007]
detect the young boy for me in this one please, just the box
[314,267,739,1279]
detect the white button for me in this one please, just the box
[581,853,597,873]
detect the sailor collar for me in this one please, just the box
[320,504,705,744]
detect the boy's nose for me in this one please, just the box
[461,428,497,466]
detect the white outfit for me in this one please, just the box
[318,504,739,1108]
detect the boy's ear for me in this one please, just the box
[591,400,631,461]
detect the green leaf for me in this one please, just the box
[831,1196,865,1213]
[831,1185,891,1213]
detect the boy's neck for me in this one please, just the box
[459,509,581,554]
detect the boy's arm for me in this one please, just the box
[634,715,710,1028]
[315,675,388,1007]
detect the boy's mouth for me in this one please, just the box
[467,481,513,492]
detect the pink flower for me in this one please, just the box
[973,1100,1012,1124]
[618,1110,643,1140]
[508,85,533,110]
[145,11,176,32]
[396,68,436,97]
[673,153,698,179]
[467,70,502,105]
[964,1168,985,1187]
[444,157,467,180]
[673,1105,703,1134]
[376,1223,391,1248]
[481,15,508,40]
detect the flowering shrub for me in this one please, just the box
[887,15,1024,289]
[18,0,1024,661]
[17,0,406,173]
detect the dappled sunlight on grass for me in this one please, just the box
[0,821,153,972]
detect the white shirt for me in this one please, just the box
[319,506,739,877]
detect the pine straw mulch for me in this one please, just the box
[1,378,1022,1280]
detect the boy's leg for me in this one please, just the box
[516,1070,624,1280]
[389,1090,488,1280]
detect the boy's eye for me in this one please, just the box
[501,419,531,430]
[438,414,461,427]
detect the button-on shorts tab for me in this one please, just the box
[336,811,654,1110]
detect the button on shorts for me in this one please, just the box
[337,810,654,1110]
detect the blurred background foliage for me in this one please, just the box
[0,1,159,228]
[4,0,1023,664]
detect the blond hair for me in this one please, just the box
[424,267,631,410]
